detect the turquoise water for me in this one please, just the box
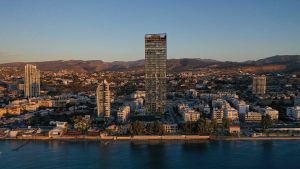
[0,140,300,169]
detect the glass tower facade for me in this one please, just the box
[145,33,167,116]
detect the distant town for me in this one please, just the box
[0,34,300,141]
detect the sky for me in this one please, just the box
[0,0,300,63]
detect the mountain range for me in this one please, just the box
[0,55,299,73]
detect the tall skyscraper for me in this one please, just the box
[252,75,267,95]
[96,79,111,118]
[145,33,167,116]
[24,64,40,98]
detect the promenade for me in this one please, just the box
[2,135,300,141]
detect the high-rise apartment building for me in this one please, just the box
[252,75,267,95]
[145,33,167,116]
[24,64,40,98]
[96,79,111,118]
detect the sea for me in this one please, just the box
[0,140,300,169]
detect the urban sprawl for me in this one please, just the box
[0,33,300,141]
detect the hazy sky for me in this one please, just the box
[0,0,300,63]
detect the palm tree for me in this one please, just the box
[261,114,273,130]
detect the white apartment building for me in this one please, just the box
[260,106,279,120]
[117,106,131,122]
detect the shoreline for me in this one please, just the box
[1,135,300,141]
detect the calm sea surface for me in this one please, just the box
[0,140,300,169]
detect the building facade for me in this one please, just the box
[145,33,167,116]
[212,108,224,123]
[224,107,239,121]
[252,75,267,95]
[260,106,279,120]
[96,80,111,118]
[286,106,300,120]
[117,106,130,122]
[243,112,262,123]
[24,64,40,98]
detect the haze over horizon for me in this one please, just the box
[0,0,300,63]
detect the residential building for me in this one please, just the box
[286,106,300,120]
[224,107,239,121]
[228,125,240,134]
[163,124,178,134]
[237,101,249,114]
[0,108,7,117]
[6,105,21,115]
[24,64,40,98]
[145,33,167,116]
[252,75,266,95]
[48,122,68,138]
[117,106,130,122]
[130,91,145,99]
[130,98,144,111]
[96,79,111,118]
[260,106,279,120]
[183,109,201,122]
[242,112,262,123]
[212,108,224,123]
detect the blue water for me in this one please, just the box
[0,140,300,169]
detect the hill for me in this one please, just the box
[0,55,299,73]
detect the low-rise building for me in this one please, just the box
[260,106,279,120]
[286,106,300,120]
[24,103,39,111]
[163,124,178,134]
[212,109,224,123]
[38,99,53,108]
[6,105,21,115]
[0,108,7,117]
[224,107,239,121]
[243,112,262,123]
[48,122,68,138]
[228,125,240,134]
[183,109,201,122]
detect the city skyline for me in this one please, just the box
[1,0,300,63]
[0,1,300,169]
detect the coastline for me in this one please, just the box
[2,135,300,141]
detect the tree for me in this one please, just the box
[210,119,218,130]
[183,122,194,134]
[151,121,164,135]
[222,118,231,128]
[261,114,273,129]
[73,116,91,133]
[196,119,209,135]
[196,119,216,135]
[128,121,144,135]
